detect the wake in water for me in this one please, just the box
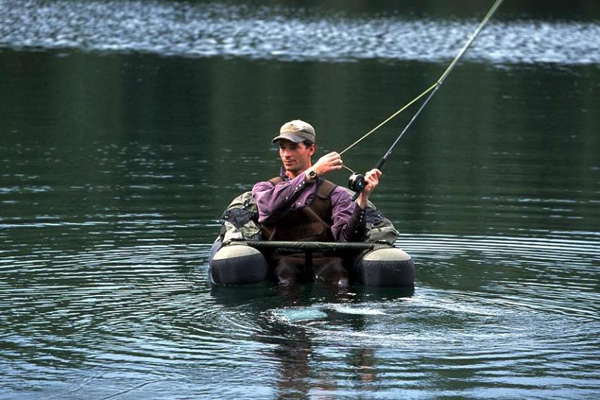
[1,0,600,65]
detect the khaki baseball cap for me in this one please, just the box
[271,120,316,144]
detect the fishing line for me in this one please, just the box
[344,0,504,199]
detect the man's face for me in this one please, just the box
[278,140,315,176]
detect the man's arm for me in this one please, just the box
[252,172,316,224]
[253,151,346,225]
[330,189,367,242]
[331,168,382,242]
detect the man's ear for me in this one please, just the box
[309,143,316,156]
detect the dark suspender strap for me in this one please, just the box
[316,179,336,199]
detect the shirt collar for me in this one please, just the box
[279,167,290,181]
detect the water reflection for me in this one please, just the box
[209,283,414,397]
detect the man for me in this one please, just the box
[252,119,382,286]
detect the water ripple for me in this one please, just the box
[398,233,600,323]
[2,231,599,397]
[1,0,599,65]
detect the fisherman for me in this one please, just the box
[252,119,382,286]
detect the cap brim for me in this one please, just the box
[271,133,309,143]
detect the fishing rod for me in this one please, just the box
[346,0,504,200]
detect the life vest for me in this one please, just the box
[260,177,337,242]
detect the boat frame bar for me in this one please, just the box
[246,240,377,271]
[246,240,376,251]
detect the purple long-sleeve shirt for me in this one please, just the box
[252,168,367,242]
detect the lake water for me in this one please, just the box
[1,0,599,399]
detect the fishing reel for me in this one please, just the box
[348,173,366,192]
[348,158,385,200]
[348,173,366,200]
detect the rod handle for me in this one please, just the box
[374,157,386,171]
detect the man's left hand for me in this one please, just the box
[357,168,382,208]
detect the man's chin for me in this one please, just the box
[284,166,300,175]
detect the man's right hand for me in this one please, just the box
[311,152,344,177]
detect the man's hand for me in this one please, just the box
[357,168,382,209]
[310,152,344,177]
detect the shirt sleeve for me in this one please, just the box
[330,187,367,242]
[252,172,318,224]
